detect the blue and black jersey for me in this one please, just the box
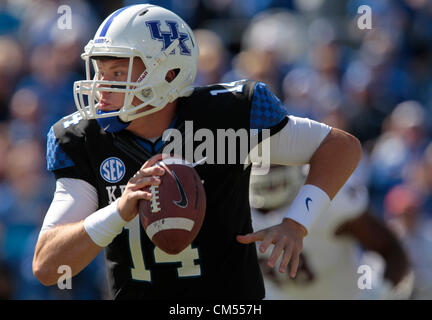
[46,80,288,299]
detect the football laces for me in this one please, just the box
[149,185,161,213]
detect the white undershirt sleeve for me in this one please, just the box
[39,178,99,234]
[249,115,332,166]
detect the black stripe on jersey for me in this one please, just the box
[255,116,289,146]
[52,165,89,182]
[269,116,289,136]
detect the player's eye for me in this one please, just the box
[114,71,125,77]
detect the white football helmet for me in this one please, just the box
[73,4,199,124]
[250,164,307,210]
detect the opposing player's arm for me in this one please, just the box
[335,211,411,286]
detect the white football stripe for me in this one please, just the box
[145,217,195,239]
[157,158,192,167]
[156,156,207,167]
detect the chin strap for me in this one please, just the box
[96,109,131,132]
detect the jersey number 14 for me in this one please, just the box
[124,216,201,281]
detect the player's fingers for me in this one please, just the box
[145,165,165,177]
[142,154,164,169]
[267,240,286,268]
[259,231,277,254]
[236,230,267,244]
[289,249,301,278]
[131,166,164,182]
[278,244,293,273]
[133,176,161,189]
[127,189,152,201]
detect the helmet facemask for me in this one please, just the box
[73,39,188,125]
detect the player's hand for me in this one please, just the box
[117,155,165,221]
[237,218,307,278]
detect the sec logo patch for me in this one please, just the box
[100,157,126,183]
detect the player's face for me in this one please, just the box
[95,57,146,111]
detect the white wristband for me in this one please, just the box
[83,199,127,247]
[283,184,331,234]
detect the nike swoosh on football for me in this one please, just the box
[305,197,312,212]
[172,170,188,208]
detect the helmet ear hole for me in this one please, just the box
[165,68,180,83]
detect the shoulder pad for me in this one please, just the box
[250,82,287,130]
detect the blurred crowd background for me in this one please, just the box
[0,0,431,299]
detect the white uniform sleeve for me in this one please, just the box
[327,175,369,225]
[249,116,332,166]
[39,178,99,234]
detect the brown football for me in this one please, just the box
[138,155,206,255]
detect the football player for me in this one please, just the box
[250,165,413,299]
[32,4,362,299]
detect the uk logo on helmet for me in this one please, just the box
[100,157,126,183]
[146,20,191,56]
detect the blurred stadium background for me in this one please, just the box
[0,0,431,299]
